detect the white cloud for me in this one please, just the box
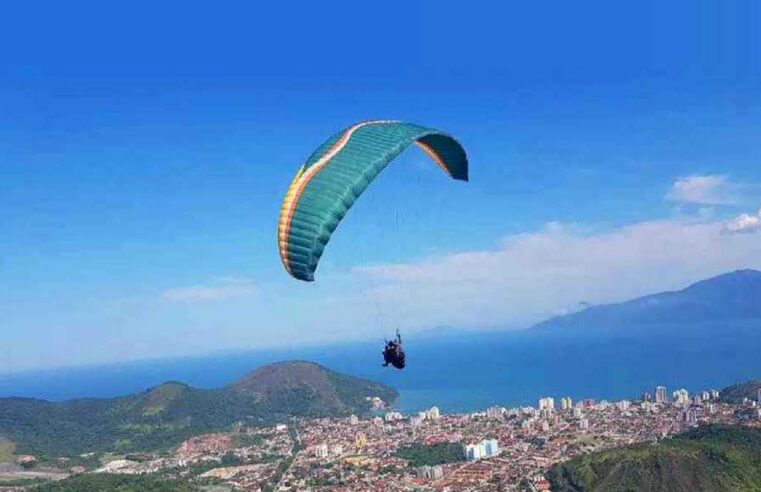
[724,208,761,234]
[161,278,258,302]
[332,218,761,331]
[666,175,741,205]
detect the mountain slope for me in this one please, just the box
[720,380,761,404]
[232,360,395,417]
[0,361,396,458]
[533,269,761,331]
[548,425,761,492]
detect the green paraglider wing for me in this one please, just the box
[278,120,468,281]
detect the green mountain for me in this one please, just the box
[720,380,761,404]
[33,473,197,492]
[0,361,396,458]
[547,425,761,492]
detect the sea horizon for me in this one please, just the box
[2,328,758,415]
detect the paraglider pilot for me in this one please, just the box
[382,329,406,369]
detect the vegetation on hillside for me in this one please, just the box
[0,477,50,488]
[547,425,761,492]
[32,473,198,491]
[0,361,396,459]
[395,442,466,467]
[720,380,761,404]
[0,436,15,462]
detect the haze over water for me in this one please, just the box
[3,325,759,414]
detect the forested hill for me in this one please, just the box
[720,379,761,404]
[547,425,761,492]
[0,361,396,458]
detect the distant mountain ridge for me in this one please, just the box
[533,269,761,331]
[0,361,396,457]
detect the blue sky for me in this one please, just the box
[1,1,760,371]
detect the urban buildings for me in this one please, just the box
[464,438,500,461]
[539,397,555,411]
[72,382,756,492]
[655,385,667,404]
[673,389,690,406]
[417,465,444,480]
[313,444,328,458]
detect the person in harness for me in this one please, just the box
[382,329,406,369]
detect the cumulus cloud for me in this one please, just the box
[333,219,761,331]
[724,208,761,234]
[161,277,258,302]
[666,175,741,205]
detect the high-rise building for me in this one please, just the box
[561,397,573,410]
[314,444,328,458]
[655,386,667,404]
[349,415,359,425]
[579,418,590,430]
[483,439,500,457]
[672,389,690,406]
[465,439,499,460]
[464,443,482,461]
[426,406,440,420]
[617,400,630,412]
[539,397,555,411]
[573,407,583,418]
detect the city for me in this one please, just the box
[39,385,761,492]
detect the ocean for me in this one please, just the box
[1,326,759,414]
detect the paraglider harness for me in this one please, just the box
[382,329,406,369]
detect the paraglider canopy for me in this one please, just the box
[277,120,468,282]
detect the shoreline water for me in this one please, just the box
[2,328,759,415]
